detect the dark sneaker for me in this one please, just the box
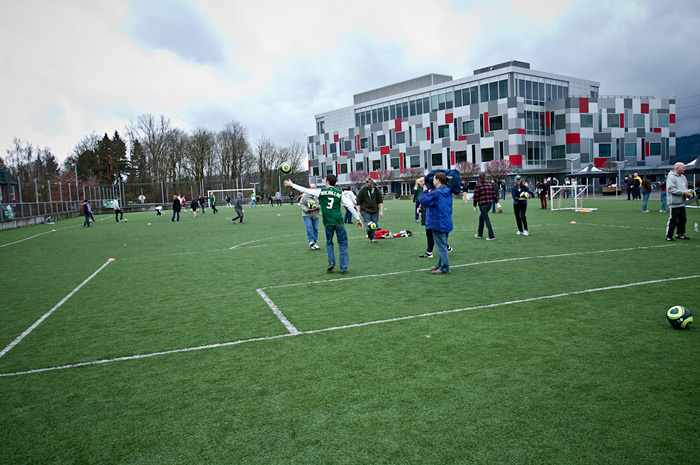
[676,235,690,240]
[326,262,335,272]
[340,270,348,274]
[432,269,449,275]
[419,252,433,258]
[665,236,675,242]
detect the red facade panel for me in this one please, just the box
[446,113,454,124]
[641,103,649,114]
[509,155,523,166]
[484,112,489,133]
[594,157,608,168]
[518,128,526,135]
[395,118,402,132]
[334,134,339,142]
[426,127,431,140]
[579,98,589,114]
[670,114,676,123]
[450,151,455,165]
[458,135,467,141]
[380,146,390,155]
[653,128,661,133]
[566,133,580,144]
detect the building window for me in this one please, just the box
[470,86,478,105]
[390,157,400,169]
[489,82,498,102]
[438,93,446,111]
[526,141,544,165]
[551,145,566,160]
[480,83,489,103]
[581,114,594,128]
[395,131,405,144]
[633,114,645,128]
[432,153,443,166]
[410,155,421,168]
[607,114,620,128]
[438,124,450,138]
[481,148,494,162]
[339,163,348,174]
[455,150,467,163]
[316,144,323,156]
[431,95,438,112]
[329,143,337,154]
[356,161,364,171]
[489,115,503,131]
[625,143,637,158]
[649,143,662,156]
[360,138,368,149]
[454,89,462,107]
[599,144,611,157]
[377,135,386,147]
[372,160,381,171]
[344,140,352,151]
[499,79,508,99]
[658,114,670,127]
[555,114,566,131]
[410,99,417,116]
[446,91,453,109]
[312,166,320,176]
[416,98,423,114]
[463,120,476,135]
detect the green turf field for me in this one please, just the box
[1,198,698,464]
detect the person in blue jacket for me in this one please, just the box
[418,172,453,275]
[511,175,531,236]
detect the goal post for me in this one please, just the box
[550,185,596,211]
[207,188,256,206]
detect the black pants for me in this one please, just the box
[232,209,244,223]
[115,209,123,222]
[666,206,686,238]
[514,203,528,232]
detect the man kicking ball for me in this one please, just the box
[285,175,363,274]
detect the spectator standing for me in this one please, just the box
[275,190,282,206]
[191,197,199,217]
[511,175,531,236]
[225,194,232,208]
[250,193,257,208]
[659,180,667,213]
[113,196,124,223]
[473,173,498,240]
[418,172,453,275]
[500,179,507,200]
[209,194,218,214]
[342,186,357,224]
[665,162,692,241]
[356,178,384,243]
[198,195,206,214]
[285,176,363,274]
[419,176,453,257]
[171,194,181,222]
[300,184,321,249]
[633,173,642,200]
[231,193,245,224]
[536,180,547,209]
[412,179,422,222]
[82,199,91,228]
[642,174,652,212]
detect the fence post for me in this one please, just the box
[47,180,53,215]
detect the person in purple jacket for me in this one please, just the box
[418,172,453,275]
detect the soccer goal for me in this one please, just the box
[207,189,257,206]
[550,185,596,211]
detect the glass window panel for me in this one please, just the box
[581,114,593,128]
[446,91,453,109]
[489,115,503,131]
[360,138,368,149]
[463,88,470,105]
[454,89,462,107]
[624,143,636,157]
[372,108,378,124]
[410,155,421,167]
[438,93,446,111]
[599,144,611,157]
[532,81,539,101]
[377,135,386,146]
[489,82,498,101]
[383,107,389,121]
[519,79,525,98]
[390,104,396,120]
[402,102,408,117]
[499,79,508,99]
[658,114,669,127]
[470,86,478,104]
[480,83,489,103]
[432,153,443,166]
[431,95,438,111]
[546,84,551,101]
[390,157,400,169]
[564,86,569,98]
[395,131,405,144]
[633,114,645,128]
[344,140,352,151]
[607,114,620,128]
[372,160,381,171]
[423,97,429,113]
[410,100,417,116]
[650,143,661,156]
[551,145,565,159]
[539,83,544,102]
[355,113,361,127]
[438,124,450,138]
[525,80,532,100]
[463,120,475,134]
[339,163,348,174]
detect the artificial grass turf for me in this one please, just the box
[1,197,698,464]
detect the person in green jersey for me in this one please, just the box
[285,175,363,273]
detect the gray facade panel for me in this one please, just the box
[624,98,633,109]
[406,145,420,156]
[566,143,580,154]
[467,134,480,144]
[594,133,612,143]
[547,159,566,170]
[580,152,590,164]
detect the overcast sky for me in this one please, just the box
[1,0,699,164]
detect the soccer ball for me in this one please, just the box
[666,305,693,329]
[308,202,316,210]
[520,192,529,199]
[280,162,292,174]
[367,221,377,230]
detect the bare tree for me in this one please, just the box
[455,161,480,186]
[126,114,172,182]
[485,159,512,181]
[349,170,370,192]
[252,135,282,195]
[376,169,394,193]
[186,128,216,184]
[164,128,188,182]
[218,121,250,187]
[400,167,424,186]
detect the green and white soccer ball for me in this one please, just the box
[280,162,292,174]
[667,305,693,329]
[367,221,377,230]
[308,202,316,210]
[520,192,529,199]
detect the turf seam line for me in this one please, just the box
[260,244,674,290]
[2,273,697,378]
[0,259,113,360]
[256,288,300,335]
[0,229,61,248]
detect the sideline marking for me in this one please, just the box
[256,288,300,335]
[0,259,114,360]
[230,234,298,250]
[2,273,697,378]
[261,244,674,290]
[0,229,62,248]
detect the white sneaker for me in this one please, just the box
[486,237,496,241]
[523,230,529,236]
[312,243,320,250]
[309,242,315,248]
[516,231,522,235]
[447,246,453,253]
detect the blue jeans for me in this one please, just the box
[660,191,667,212]
[344,208,354,224]
[303,215,319,244]
[360,211,379,240]
[642,193,650,211]
[478,205,495,238]
[171,210,180,221]
[325,224,349,271]
[83,213,91,227]
[432,230,450,273]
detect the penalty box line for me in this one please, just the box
[0,258,114,360]
[2,273,697,378]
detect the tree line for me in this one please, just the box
[1,115,308,202]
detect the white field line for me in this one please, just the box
[256,288,300,335]
[261,244,675,290]
[0,259,113,360]
[2,273,697,378]
[230,234,298,250]
[0,229,62,248]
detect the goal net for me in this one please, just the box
[207,189,257,206]
[550,185,594,211]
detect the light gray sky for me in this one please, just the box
[1,0,699,163]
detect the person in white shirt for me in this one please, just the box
[113,196,124,223]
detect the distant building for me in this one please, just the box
[308,60,675,193]
[0,171,19,219]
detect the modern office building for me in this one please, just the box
[308,60,676,193]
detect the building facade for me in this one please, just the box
[308,61,676,192]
